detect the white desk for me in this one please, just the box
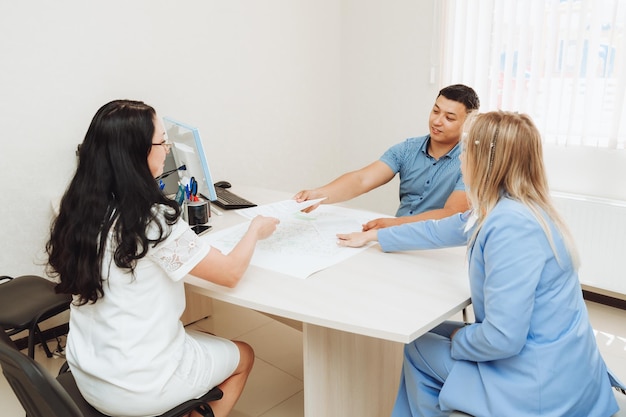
[184,186,471,417]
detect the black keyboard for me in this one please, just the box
[212,187,257,209]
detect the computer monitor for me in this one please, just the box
[162,117,218,202]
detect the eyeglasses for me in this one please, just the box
[152,140,172,151]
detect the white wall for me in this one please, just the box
[2,1,621,278]
[0,0,441,277]
[0,0,344,276]
[336,0,438,215]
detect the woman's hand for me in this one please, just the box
[191,215,279,288]
[336,229,378,248]
[248,215,280,240]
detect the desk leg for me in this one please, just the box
[303,324,403,417]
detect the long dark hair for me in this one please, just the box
[46,100,181,305]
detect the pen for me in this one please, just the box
[190,177,199,201]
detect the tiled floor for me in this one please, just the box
[1,299,625,417]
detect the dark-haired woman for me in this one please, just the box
[47,100,279,417]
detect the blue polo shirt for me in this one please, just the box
[379,135,465,217]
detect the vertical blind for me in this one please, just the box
[440,0,626,149]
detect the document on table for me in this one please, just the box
[204,202,387,279]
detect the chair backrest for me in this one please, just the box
[0,332,84,417]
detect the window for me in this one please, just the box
[440,0,626,149]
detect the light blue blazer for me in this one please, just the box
[378,198,621,416]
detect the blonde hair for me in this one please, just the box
[463,111,579,268]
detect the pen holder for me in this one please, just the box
[183,200,210,226]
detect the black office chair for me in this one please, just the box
[0,275,72,358]
[0,328,223,417]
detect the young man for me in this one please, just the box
[294,84,480,231]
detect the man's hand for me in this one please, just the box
[293,189,326,213]
[362,217,401,231]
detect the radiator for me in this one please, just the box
[552,192,626,298]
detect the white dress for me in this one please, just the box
[66,208,240,417]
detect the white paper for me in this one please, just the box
[204,204,380,279]
[236,198,327,220]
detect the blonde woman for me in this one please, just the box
[337,111,624,416]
